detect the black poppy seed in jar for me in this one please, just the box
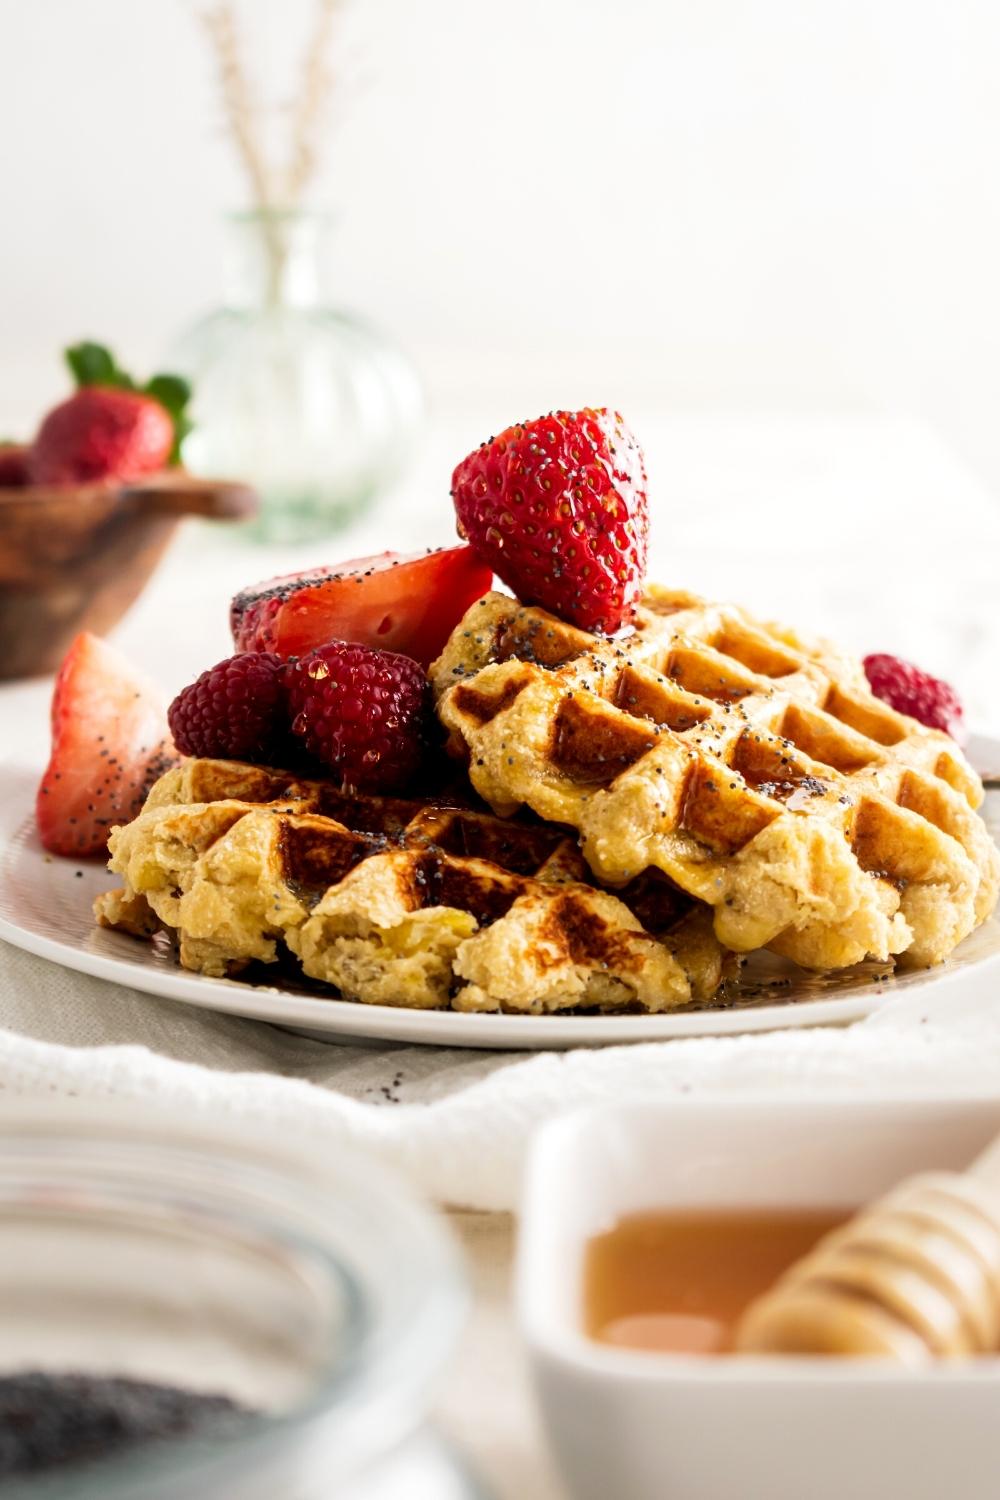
[0,1371,254,1478]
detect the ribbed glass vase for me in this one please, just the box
[170,211,423,543]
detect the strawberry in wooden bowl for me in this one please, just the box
[0,341,256,681]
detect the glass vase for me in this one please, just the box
[170,212,423,544]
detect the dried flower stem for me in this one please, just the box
[198,0,342,305]
[283,0,341,205]
[201,3,275,209]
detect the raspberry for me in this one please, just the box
[451,407,648,633]
[286,642,428,791]
[168,652,288,762]
[863,653,966,743]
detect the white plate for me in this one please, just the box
[1,741,999,1051]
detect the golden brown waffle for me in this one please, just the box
[95,758,725,1014]
[431,589,999,969]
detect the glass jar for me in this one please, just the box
[0,1099,468,1499]
[170,212,423,544]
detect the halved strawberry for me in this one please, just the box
[451,408,648,633]
[231,546,493,667]
[36,633,178,857]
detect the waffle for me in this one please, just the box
[95,758,725,1014]
[431,589,999,970]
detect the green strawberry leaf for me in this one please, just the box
[65,341,120,388]
[65,340,139,391]
[144,372,193,465]
[144,373,191,417]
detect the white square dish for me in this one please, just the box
[518,1098,1000,1500]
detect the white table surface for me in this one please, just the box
[3,408,999,1500]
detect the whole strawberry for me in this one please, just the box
[28,341,191,486]
[31,388,174,486]
[168,652,289,762]
[286,642,428,792]
[451,408,648,633]
[864,653,966,743]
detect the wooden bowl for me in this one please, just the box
[0,474,257,681]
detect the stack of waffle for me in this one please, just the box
[95,756,723,1015]
[97,586,999,1015]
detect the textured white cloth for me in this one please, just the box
[3,936,1000,1210]
[2,413,999,1213]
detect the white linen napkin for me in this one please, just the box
[3,935,1000,1210]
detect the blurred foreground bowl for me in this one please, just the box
[0,1096,467,1499]
[0,473,256,680]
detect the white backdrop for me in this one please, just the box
[3,0,1000,499]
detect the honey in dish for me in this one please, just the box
[584,1208,849,1355]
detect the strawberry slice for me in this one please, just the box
[36,633,177,857]
[231,546,493,667]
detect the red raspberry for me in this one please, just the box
[863,653,966,743]
[168,652,288,762]
[451,407,648,633]
[286,642,428,792]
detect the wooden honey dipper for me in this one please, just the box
[735,1137,1000,1363]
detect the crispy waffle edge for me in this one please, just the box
[431,589,999,970]
[94,757,727,1015]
